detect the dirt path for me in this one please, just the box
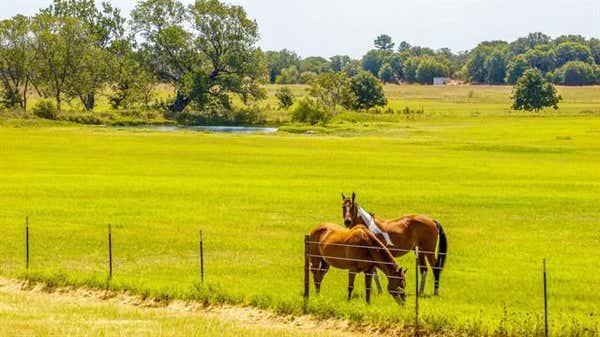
[0,277,404,337]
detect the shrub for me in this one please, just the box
[291,97,330,125]
[275,86,294,109]
[32,99,58,120]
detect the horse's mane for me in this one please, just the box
[360,227,398,268]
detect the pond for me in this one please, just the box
[123,125,278,133]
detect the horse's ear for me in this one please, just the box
[351,192,355,202]
[341,193,346,200]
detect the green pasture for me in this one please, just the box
[1,114,600,336]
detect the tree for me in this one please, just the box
[510,32,551,54]
[416,57,448,84]
[275,86,294,109]
[275,65,299,84]
[589,38,600,64]
[264,49,300,83]
[402,56,420,83]
[505,55,529,84]
[300,56,330,73]
[30,13,93,112]
[554,42,594,67]
[378,63,396,83]
[0,15,33,110]
[47,0,126,111]
[345,71,387,110]
[374,34,394,51]
[361,49,386,76]
[330,55,351,72]
[512,68,561,111]
[131,0,266,113]
[484,51,507,84]
[308,72,353,112]
[109,40,156,109]
[553,61,596,86]
[397,41,411,52]
[465,49,486,83]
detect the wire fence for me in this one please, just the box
[4,216,600,337]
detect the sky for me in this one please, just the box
[2,0,599,58]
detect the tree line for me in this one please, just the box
[0,0,595,123]
[267,33,600,86]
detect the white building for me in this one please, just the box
[433,77,451,85]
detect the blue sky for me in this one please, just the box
[2,0,599,58]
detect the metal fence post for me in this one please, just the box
[304,235,310,305]
[415,246,420,337]
[108,224,113,280]
[543,258,548,337]
[25,216,29,270]
[200,230,204,283]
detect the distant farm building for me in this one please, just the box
[433,77,451,85]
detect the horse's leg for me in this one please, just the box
[426,253,441,296]
[347,270,357,301]
[373,270,383,294]
[311,258,328,294]
[365,266,375,304]
[418,254,428,296]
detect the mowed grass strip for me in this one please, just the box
[0,117,599,336]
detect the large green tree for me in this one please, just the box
[264,49,300,83]
[345,71,387,110]
[132,0,266,113]
[374,34,394,51]
[30,13,93,112]
[416,57,449,84]
[0,15,33,110]
[512,68,561,111]
[46,0,126,110]
[308,72,353,113]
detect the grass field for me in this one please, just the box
[1,85,600,336]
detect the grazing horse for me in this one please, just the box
[308,223,407,304]
[341,192,448,296]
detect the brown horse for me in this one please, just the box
[341,192,447,296]
[309,223,407,304]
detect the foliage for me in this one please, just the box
[265,49,301,83]
[298,71,317,84]
[109,40,156,110]
[329,55,351,72]
[374,34,394,51]
[291,97,329,125]
[0,15,32,110]
[402,57,420,83]
[554,42,594,67]
[131,0,266,113]
[275,86,294,109]
[484,51,507,84]
[361,49,387,77]
[300,56,330,74]
[346,71,387,110]
[308,72,353,112]
[512,68,561,111]
[416,57,449,84]
[32,99,58,119]
[505,54,530,84]
[378,63,396,83]
[275,66,299,84]
[552,61,597,85]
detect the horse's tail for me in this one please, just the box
[434,220,447,271]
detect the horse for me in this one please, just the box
[341,192,447,296]
[308,223,407,304]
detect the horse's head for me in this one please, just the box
[388,267,407,304]
[341,192,358,227]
